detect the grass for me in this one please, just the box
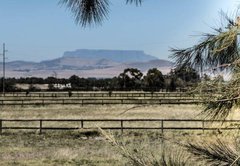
[0,104,202,119]
[0,104,239,165]
[0,131,120,166]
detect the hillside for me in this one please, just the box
[63,49,158,63]
[3,49,173,78]
[126,59,173,71]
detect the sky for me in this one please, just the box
[0,0,239,62]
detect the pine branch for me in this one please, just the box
[184,139,239,166]
[126,0,142,6]
[59,0,110,27]
[170,11,240,71]
[204,59,240,71]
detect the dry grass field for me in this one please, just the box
[0,104,239,165]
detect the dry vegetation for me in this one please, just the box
[1,104,239,165]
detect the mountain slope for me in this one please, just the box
[126,59,173,71]
[3,49,173,78]
[63,49,158,63]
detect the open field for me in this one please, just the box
[1,104,240,165]
[0,104,202,120]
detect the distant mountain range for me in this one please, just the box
[3,49,173,78]
[63,49,158,63]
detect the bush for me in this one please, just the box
[28,84,41,92]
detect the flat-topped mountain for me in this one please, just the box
[63,49,158,63]
[3,49,173,78]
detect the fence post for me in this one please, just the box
[161,120,164,135]
[202,120,205,134]
[39,120,42,134]
[121,120,123,134]
[81,120,84,129]
[0,120,2,134]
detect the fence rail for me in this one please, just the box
[0,98,203,106]
[1,119,239,134]
[0,92,213,98]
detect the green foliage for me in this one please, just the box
[170,11,239,71]
[28,84,41,92]
[117,68,143,90]
[182,138,240,166]
[173,67,200,83]
[198,68,240,119]
[144,68,165,91]
[69,75,80,88]
[170,10,240,120]
[1,78,17,92]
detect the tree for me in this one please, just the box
[117,68,143,90]
[69,75,80,88]
[0,78,17,92]
[166,67,200,89]
[59,0,142,27]
[170,11,240,120]
[173,67,200,83]
[45,77,58,85]
[144,68,165,91]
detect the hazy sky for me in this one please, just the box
[0,0,238,62]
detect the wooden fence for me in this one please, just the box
[0,98,203,106]
[1,119,239,134]
[0,92,212,98]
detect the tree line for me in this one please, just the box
[1,67,200,92]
